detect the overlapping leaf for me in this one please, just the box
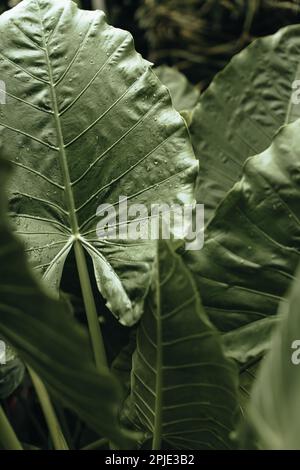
[190,25,300,223]
[185,119,300,335]
[187,27,300,404]
[124,241,239,449]
[0,0,197,326]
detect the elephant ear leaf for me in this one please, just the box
[185,118,300,334]
[190,25,300,223]
[124,241,239,450]
[244,265,300,450]
[0,155,135,449]
[0,0,197,326]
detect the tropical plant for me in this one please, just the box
[1,0,300,453]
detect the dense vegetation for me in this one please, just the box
[1,0,300,451]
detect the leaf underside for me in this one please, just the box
[1,0,197,326]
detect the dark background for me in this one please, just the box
[1,0,300,88]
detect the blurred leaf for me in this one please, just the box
[244,264,300,449]
[238,362,261,419]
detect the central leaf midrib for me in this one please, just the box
[37,0,79,238]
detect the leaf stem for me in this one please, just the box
[36,5,108,372]
[152,242,163,450]
[28,367,69,450]
[74,240,108,370]
[0,405,23,450]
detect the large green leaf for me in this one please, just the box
[124,241,239,450]
[190,25,300,224]
[185,118,300,335]
[0,157,134,448]
[245,265,300,449]
[1,0,197,326]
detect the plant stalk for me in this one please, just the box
[74,240,108,371]
[38,2,108,373]
[0,405,23,450]
[28,367,69,450]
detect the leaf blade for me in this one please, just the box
[1,0,197,325]
[125,241,239,449]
